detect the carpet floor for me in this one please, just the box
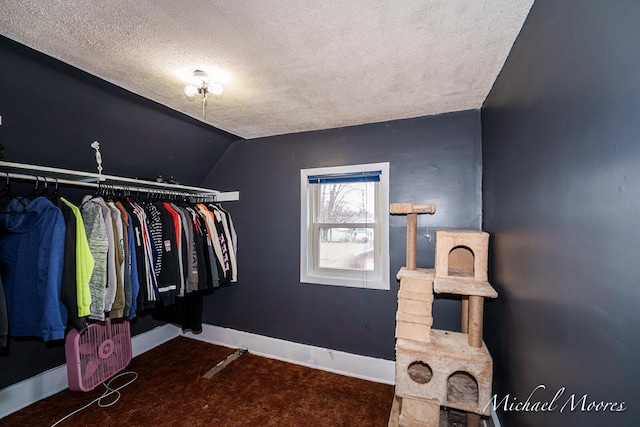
[2,336,395,426]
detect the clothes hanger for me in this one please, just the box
[0,173,28,214]
[49,178,60,201]
[0,172,10,199]
[105,184,115,202]
[81,179,103,204]
[24,175,42,200]
[41,178,50,199]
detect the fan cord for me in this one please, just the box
[50,370,139,427]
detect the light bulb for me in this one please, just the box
[184,85,199,97]
[209,82,224,96]
[193,69,209,84]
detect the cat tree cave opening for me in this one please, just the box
[407,361,433,384]
[447,246,475,278]
[446,371,478,406]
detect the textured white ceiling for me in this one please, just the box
[0,1,533,139]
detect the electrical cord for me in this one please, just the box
[50,371,138,427]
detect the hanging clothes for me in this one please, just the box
[60,197,94,319]
[196,209,220,290]
[162,202,188,296]
[57,198,84,330]
[152,200,237,332]
[0,197,67,341]
[124,204,140,318]
[185,206,211,292]
[121,198,146,317]
[115,202,134,318]
[80,195,109,321]
[152,289,204,334]
[196,204,230,285]
[214,204,238,259]
[170,203,194,295]
[71,191,239,332]
[149,203,178,305]
[93,197,118,314]
[131,200,160,308]
[0,176,238,345]
[210,204,237,283]
[106,202,126,318]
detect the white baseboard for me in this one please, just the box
[0,324,180,419]
[130,324,181,357]
[182,324,396,385]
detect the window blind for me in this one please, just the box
[307,170,381,184]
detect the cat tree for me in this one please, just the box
[389,203,497,427]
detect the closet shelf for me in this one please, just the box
[0,161,239,202]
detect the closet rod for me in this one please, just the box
[0,161,240,202]
[2,172,97,190]
[0,161,102,181]
[0,172,222,200]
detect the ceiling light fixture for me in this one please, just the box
[184,70,224,117]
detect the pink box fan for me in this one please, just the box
[65,318,132,392]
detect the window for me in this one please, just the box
[300,162,390,290]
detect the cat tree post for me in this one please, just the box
[467,296,484,348]
[406,213,417,270]
[461,296,469,334]
[389,203,436,271]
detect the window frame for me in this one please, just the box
[300,162,390,290]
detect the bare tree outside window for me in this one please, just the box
[316,182,376,270]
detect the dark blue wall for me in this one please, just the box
[482,1,640,426]
[202,110,483,360]
[0,35,236,180]
[0,36,239,389]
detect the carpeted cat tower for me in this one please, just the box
[389,203,497,427]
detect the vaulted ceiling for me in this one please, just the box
[0,1,533,139]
